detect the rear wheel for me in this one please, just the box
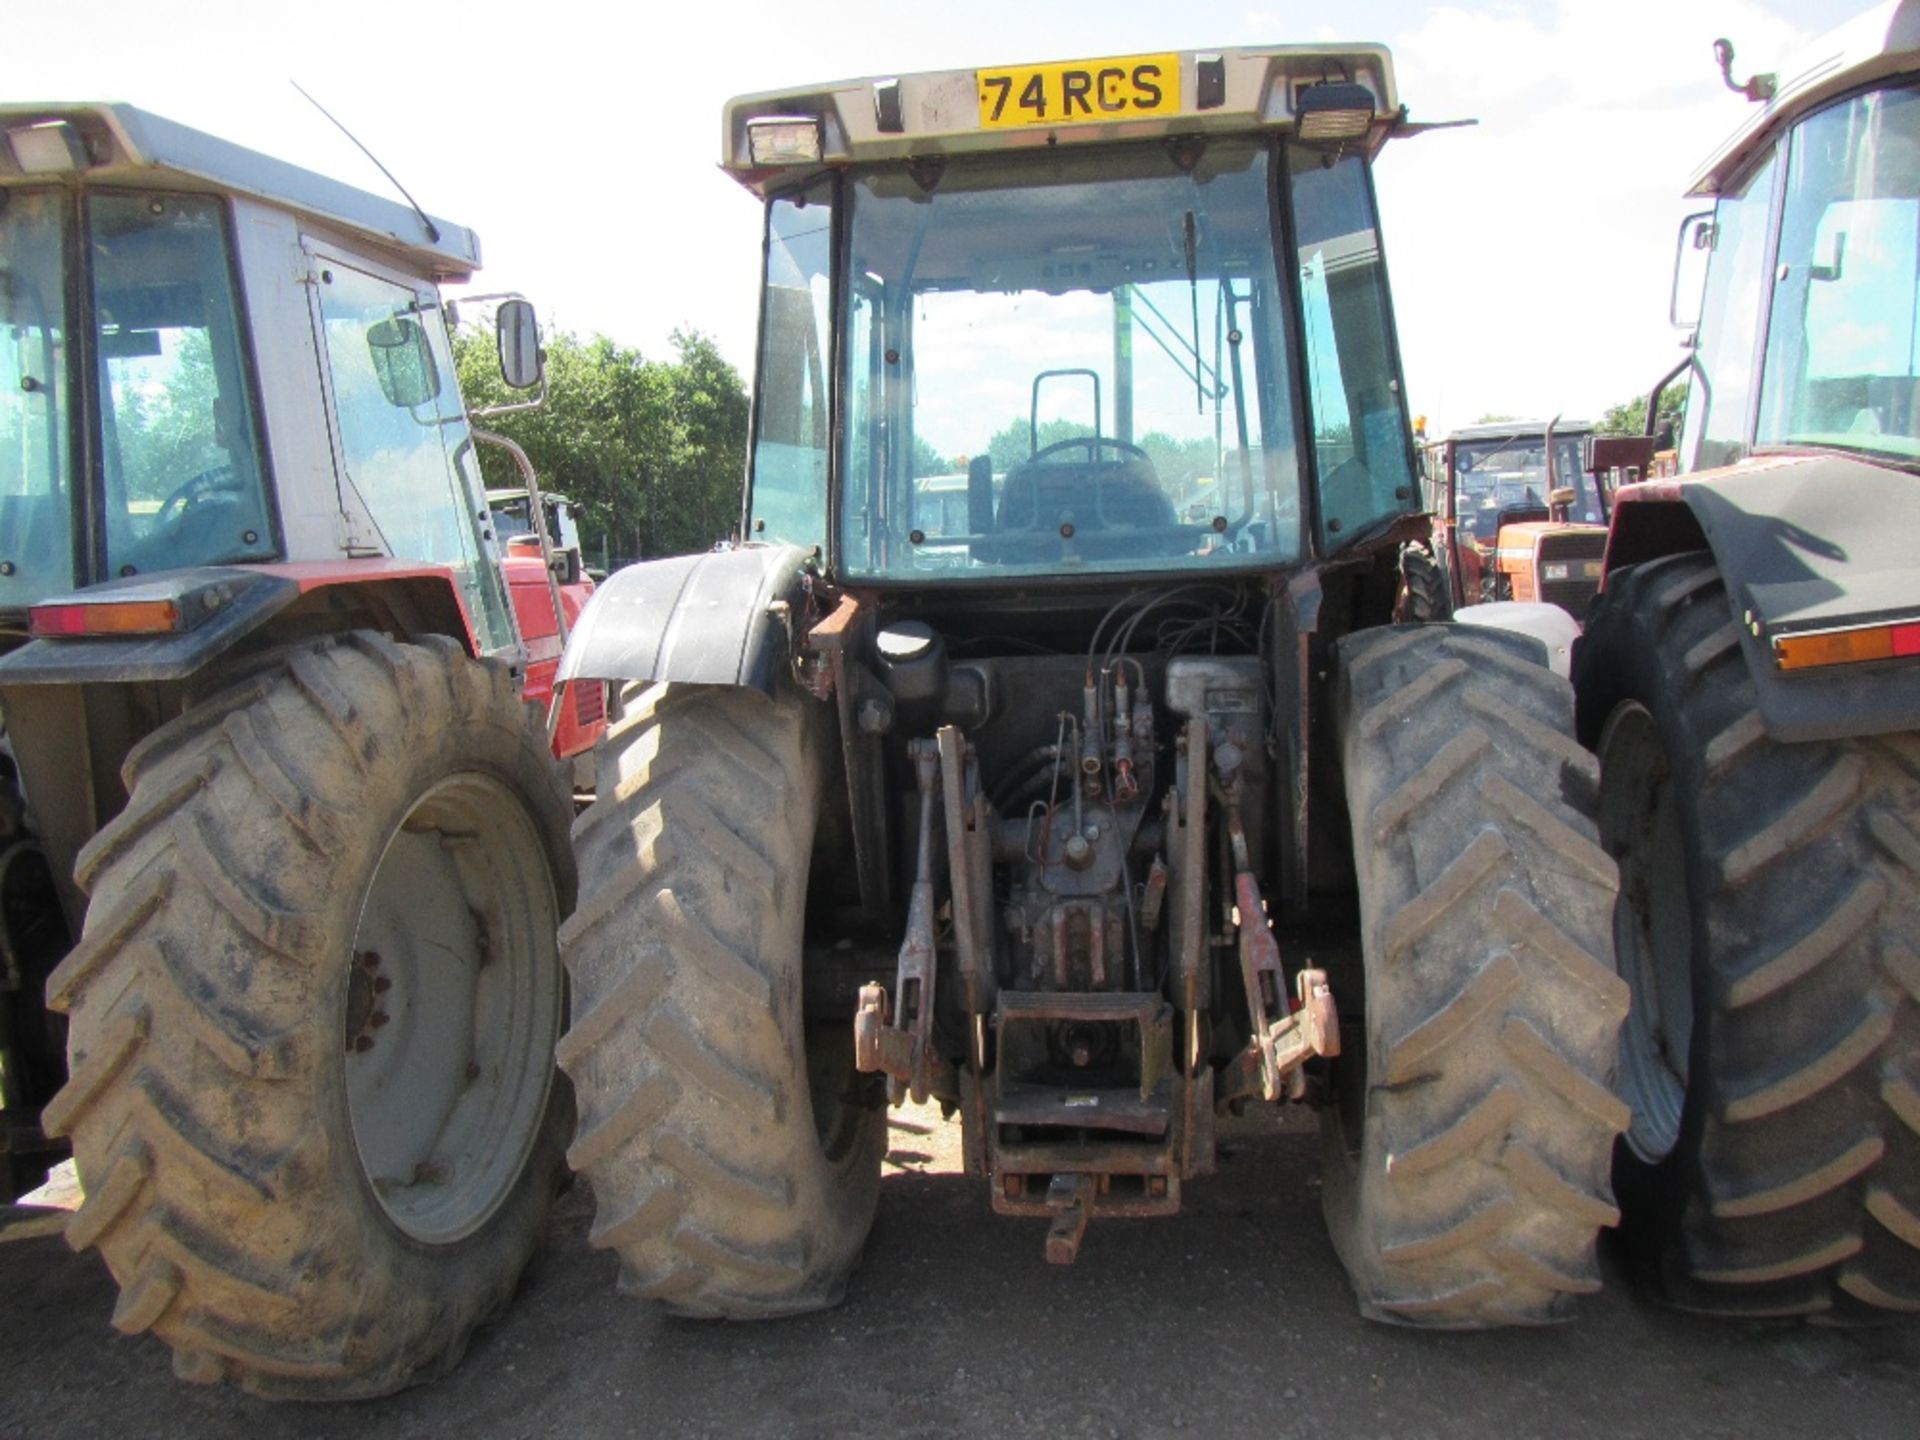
[1575,553,1920,1318]
[1394,542,1450,623]
[44,633,574,1397]
[1324,624,1628,1325]
[558,682,884,1316]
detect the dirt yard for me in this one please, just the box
[1,1104,1915,1439]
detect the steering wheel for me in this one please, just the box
[1028,435,1152,466]
[150,464,240,530]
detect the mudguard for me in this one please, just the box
[1452,601,1578,678]
[554,543,811,697]
[1604,453,1920,742]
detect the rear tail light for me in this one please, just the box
[29,599,183,637]
[1773,619,1920,671]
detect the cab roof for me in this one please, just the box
[0,102,481,280]
[1690,0,1920,196]
[721,43,1403,199]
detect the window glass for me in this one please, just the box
[1288,149,1415,548]
[0,191,72,608]
[91,192,275,579]
[1756,87,1920,459]
[749,180,834,552]
[843,280,880,564]
[316,261,513,652]
[1452,432,1599,542]
[1681,150,1779,470]
[837,140,1301,580]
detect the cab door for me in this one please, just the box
[304,246,516,655]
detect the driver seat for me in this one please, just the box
[995,452,1175,534]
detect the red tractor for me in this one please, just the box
[1574,7,1920,1321]
[488,486,605,763]
[0,103,578,1395]
[1416,419,1609,618]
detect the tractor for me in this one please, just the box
[0,103,582,1395]
[1412,418,1611,621]
[1573,4,1920,1320]
[551,44,1629,1326]
[487,485,606,764]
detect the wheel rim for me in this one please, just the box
[1597,701,1693,1164]
[345,773,560,1245]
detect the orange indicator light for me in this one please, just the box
[1773,620,1920,671]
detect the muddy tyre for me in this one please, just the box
[1324,624,1629,1325]
[1574,553,1920,1319]
[43,633,574,1398]
[1395,542,1451,623]
[558,683,884,1316]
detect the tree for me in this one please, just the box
[910,434,952,478]
[1597,383,1687,445]
[453,322,750,565]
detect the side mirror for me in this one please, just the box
[366,315,440,408]
[497,298,543,390]
[1670,209,1715,330]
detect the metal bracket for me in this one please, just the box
[1221,797,1338,1105]
[851,741,954,1104]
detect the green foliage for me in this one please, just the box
[115,329,224,502]
[453,322,748,564]
[1473,412,1518,425]
[1597,383,1687,442]
[910,433,952,478]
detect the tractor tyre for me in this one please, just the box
[1574,552,1920,1319]
[557,682,884,1317]
[1394,542,1451,623]
[43,633,574,1398]
[1324,624,1629,1325]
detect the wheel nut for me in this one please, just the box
[354,1035,374,1053]
[466,1061,482,1082]
[370,1011,389,1028]
[372,976,392,994]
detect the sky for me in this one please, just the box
[8,0,1861,434]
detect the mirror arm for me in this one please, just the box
[473,365,549,420]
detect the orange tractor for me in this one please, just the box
[1411,418,1616,620]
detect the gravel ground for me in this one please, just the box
[1,1104,1915,1440]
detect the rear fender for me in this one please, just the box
[555,544,811,697]
[0,561,479,687]
[1601,455,1920,741]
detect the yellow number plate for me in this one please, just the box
[976,53,1181,129]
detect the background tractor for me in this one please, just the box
[488,485,606,763]
[1410,418,1611,622]
[552,45,1628,1327]
[0,103,583,1396]
[1573,3,1920,1321]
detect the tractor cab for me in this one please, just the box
[0,104,542,658]
[731,49,1421,584]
